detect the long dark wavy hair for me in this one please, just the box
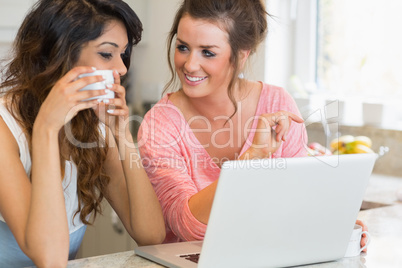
[165,0,269,117]
[0,0,142,224]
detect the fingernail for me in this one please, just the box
[107,109,114,114]
[103,99,110,104]
[102,75,107,80]
[92,67,97,71]
[97,99,102,102]
[106,84,113,89]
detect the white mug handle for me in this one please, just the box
[359,231,371,253]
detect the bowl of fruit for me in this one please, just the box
[307,135,388,157]
[329,135,374,154]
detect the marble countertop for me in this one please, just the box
[68,174,402,268]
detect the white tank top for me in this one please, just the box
[0,98,84,233]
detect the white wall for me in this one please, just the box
[127,0,182,111]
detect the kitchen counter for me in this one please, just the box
[67,174,402,268]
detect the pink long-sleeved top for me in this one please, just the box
[138,83,308,243]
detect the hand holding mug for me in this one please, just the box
[344,223,371,258]
[36,66,108,132]
[91,70,130,138]
[78,70,115,100]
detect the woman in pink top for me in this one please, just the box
[138,0,368,248]
[138,0,304,243]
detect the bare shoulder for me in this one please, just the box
[240,79,263,105]
[240,78,261,94]
[166,90,190,116]
[247,79,263,90]
[167,90,184,107]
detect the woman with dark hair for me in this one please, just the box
[0,0,164,267]
[138,0,368,249]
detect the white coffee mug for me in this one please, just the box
[78,70,115,100]
[344,224,371,258]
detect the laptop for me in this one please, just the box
[136,153,377,268]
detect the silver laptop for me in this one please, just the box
[136,153,377,268]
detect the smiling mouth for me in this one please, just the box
[185,74,207,82]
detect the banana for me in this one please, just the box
[330,135,355,153]
[354,136,372,148]
[348,144,374,154]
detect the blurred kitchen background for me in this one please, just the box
[1,0,401,258]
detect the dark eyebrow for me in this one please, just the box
[98,42,129,51]
[98,42,119,48]
[177,38,219,49]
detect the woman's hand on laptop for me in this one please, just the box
[356,219,369,252]
[240,111,304,159]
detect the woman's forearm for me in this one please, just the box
[116,131,165,245]
[25,121,69,266]
[188,180,218,225]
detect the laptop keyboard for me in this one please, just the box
[179,253,200,263]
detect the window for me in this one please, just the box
[265,0,402,128]
[316,0,402,99]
